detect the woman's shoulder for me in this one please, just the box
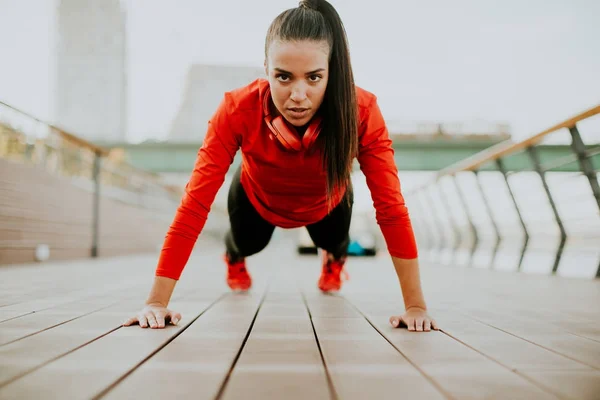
[224,78,269,114]
[355,85,380,127]
[355,85,378,111]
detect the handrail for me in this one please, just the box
[0,101,183,205]
[0,100,174,187]
[404,103,600,277]
[51,126,110,157]
[437,104,600,177]
[0,100,110,157]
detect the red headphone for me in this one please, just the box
[263,86,322,152]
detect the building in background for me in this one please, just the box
[168,64,264,142]
[55,0,127,143]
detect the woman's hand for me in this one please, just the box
[122,303,181,329]
[389,307,439,332]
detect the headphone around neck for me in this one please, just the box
[263,86,323,152]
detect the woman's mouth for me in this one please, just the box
[287,108,309,119]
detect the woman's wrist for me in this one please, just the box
[406,304,427,312]
[145,276,177,307]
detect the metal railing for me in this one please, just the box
[405,105,600,278]
[0,101,183,257]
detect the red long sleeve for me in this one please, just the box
[155,94,241,280]
[357,95,418,259]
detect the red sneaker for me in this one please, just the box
[318,251,349,292]
[224,254,252,291]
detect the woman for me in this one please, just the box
[124,0,438,332]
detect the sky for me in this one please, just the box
[1,0,599,143]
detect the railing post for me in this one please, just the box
[413,190,435,249]
[568,124,600,213]
[437,181,462,251]
[527,145,566,273]
[474,170,502,268]
[452,173,479,263]
[91,151,102,258]
[423,186,446,250]
[496,158,529,271]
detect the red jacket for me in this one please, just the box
[155,79,417,280]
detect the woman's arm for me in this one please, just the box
[389,257,438,331]
[154,93,242,282]
[392,257,427,310]
[123,93,242,329]
[355,91,437,331]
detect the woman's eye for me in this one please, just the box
[276,74,290,82]
[309,75,322,82]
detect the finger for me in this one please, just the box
[424,319,432,332]
[146,313,158,329]
[389,316,401,328]
[431,319,440,330]
[416,318,424,332]
[138,314,148,328]
[406,318,415,331]
[168,311,182,325]
[122,317,137,327]
[155,312,166,328]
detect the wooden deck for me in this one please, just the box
[1,237,599,399]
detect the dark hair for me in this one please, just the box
[265,0,358,207]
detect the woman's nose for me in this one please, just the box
[290,85,308,102]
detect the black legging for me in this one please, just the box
[225,166,353,262]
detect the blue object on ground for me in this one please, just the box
[347,240,367,256]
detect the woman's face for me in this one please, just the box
[265,39,329,127]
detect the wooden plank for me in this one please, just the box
[0,266,141,311]
[432,311,593,370]
[0,242,217,313]
[443,279,600,344]
[219,272,331,400]
[98,251,276,399]
[305,294,446,399]
[0,311,31,324]
[478,306,600,343]
[0,243,262,398]
[1,234,599,399]
[0,280,110,311]
[0,285,146,345]
[0,158,171,265]
[0,251,180,311]
[301,293,363,319]
[344,296,560,399]
[523,370,600,400]
[0,198,92,216]
[102,293,266,399]
[0,294,225,397]
[551,321,600,343]
[0,211,92,225]
[0,248,90,265]
[335,256,597,399]
[429,312,598,399]
[0,299,145,387]
[454,309,600,369]
[0,279,208,386]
